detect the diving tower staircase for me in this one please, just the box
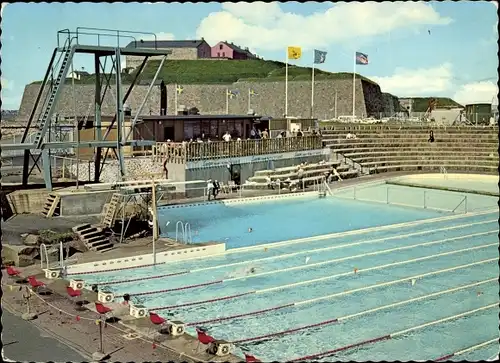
[1,28,171,191]
[33,43,74,148]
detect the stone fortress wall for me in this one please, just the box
[18,79,398,122]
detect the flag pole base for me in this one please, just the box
[22,312,38,321]
[92,352,109,361]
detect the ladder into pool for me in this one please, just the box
[175,221,192,244]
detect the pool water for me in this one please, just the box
[157,194,447,249]
[77,185,499,361]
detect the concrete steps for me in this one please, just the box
[72,223,113,253]
[42,193,61,218]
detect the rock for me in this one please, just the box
[20,233,28,238]
[24,234,39,246]
[21,312,38,321]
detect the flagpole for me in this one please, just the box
[352,52,356,118]
[335,90,338,119]
[174,83,178,115]
[248,88,251,112]
[285,47,288,117]
[226,88,229,114]
[311,56,315,119]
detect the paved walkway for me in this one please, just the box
[1,276,197,363]
[2,309,89,362]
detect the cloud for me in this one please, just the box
[452,81,499,105]
[370,63,453,96]
[1,77,14,90]
[141,32,175,41]
[196,2,452,51]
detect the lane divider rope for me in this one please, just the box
[180,257,497,323]
[289,303,498,361]
[107,231,496,297]
[67,209,496,276]
[93,220,494,286]
[230,278,497,344]
[227,209,497,254]
[434,338,499,361]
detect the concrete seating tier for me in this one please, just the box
[368,164,497,174]
[349,153,499,164]
[362,158,497,168]
[244,160,359,190]
[323,134,498,141]
[321,125,498,134]
[244,170,358,190]
[248,165,351,183]
[337,146,496,154]
[324,125,498,175]
[253,161,340,177]
[326,138,498,147]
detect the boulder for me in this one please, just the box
[24,234,39,246]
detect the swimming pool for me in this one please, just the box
[76,180,499,361]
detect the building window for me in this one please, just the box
[222,52,225,57]
[219,44,223,50]
[217,52,220,57]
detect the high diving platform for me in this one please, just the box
[1,27,171,191]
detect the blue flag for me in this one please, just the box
[314,50,327,64]
[355,52,369,65]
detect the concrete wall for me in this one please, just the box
[7,190,48,214]
[68,157,164,183]
[125,47,200,69]
[19,78,396,122]
[60,190,114,216]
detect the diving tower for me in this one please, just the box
[2,27,171,191]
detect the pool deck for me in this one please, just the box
[73,237,221,264]
[2,269,241,362]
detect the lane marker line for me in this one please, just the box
[435,338,499,361]
[290,303,498,361]
[180,258,497,323]
[231,278,497,344]
[96,221,496,287]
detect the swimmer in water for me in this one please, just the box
[354,268,358,274]
[250,267,256,274]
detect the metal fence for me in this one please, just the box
[152,136,323,163]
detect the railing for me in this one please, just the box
[452,196,468,214]
[40,243,49,270]
[175,221,192,243]
[337,184,469,214]
[153,136,323,163]
[58,27,158,49]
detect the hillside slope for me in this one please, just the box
[32,59,377,85]
[408,97,463,112]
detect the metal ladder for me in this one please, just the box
[175,221,192,243]
[33,39,74,148]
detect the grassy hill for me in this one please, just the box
[31,59,376,85]
[407,97,463,112]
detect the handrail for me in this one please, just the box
[184,223,192,244]
[40,243,49,270]
[76,27,157,48]
[452,195,468,214]
[175,221,185,243]
[323,180,333,196]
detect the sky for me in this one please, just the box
[1,1,498,110]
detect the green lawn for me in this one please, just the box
[409,97,463,112]
[31,59,376,85]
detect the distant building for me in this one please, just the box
[66,70,90,81]
[211,41,257,60]
[125,39,212,69]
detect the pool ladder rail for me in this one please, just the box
[175,221,192,244]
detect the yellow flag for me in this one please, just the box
[287,46,302,60]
